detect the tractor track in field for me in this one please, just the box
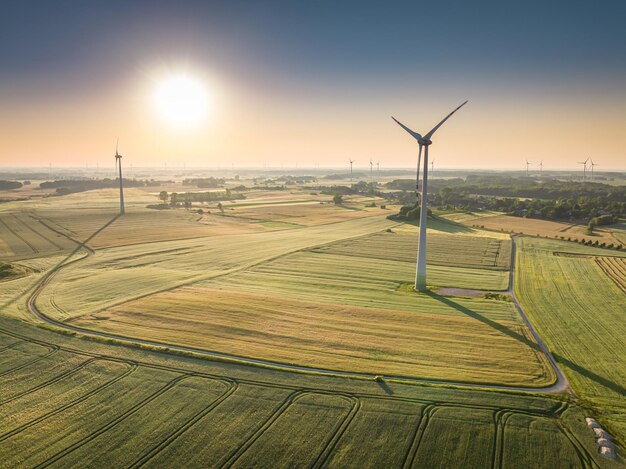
[23,218,571,394]
[491,409,515,469]
[311,394,362,469]
[13,213,65,251]
[218,389,311,467]
[37,373,194,467]
[402,403,439,469]
[129,378,239,468]
[0,361,137,443]
[0,357,108,406]
[0,345,58,378]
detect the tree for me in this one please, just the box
[333,193,343,205]
[159,191,169,204]
[217,202,224,213]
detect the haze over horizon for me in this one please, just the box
[1,0,625,170]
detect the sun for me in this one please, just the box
[153,75,210,127]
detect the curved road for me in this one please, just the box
[26,229,571,394]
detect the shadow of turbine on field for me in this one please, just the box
[552,353,626,396]
[426,291,540,351]
[0,215,120,312]
[427,292,626,396]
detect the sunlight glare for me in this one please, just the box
[154,75,210,127]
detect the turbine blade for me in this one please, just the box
[391,117,423,141]
[424,100,468,140]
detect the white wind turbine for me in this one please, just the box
[590,159,598,181]
[115,140,125,215]
[578,157,589,181]
[369,159,373,182]
[525,160,531,176]
[392,100,468,291]
[349,159,355,183]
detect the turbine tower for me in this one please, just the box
[525,160,531,176]
[392,100,468,291]
[431,159,434,176]
[115,140,125,215]
[539,160,543,174]
[590,159,598,180]
[376,161,380,178]
[349,159,354,183]
[578,158,589,181]
[369,159,373,182]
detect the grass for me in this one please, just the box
[515,236,626,443]
[0,315,612,468]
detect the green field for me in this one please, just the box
[0,316,612,468]
[29,197,553,386]
[0,188,623,466]
[516,237,626,443]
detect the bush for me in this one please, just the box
[332,193,343,205]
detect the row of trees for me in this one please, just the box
[158,190,245,208]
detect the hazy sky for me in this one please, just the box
[1,0,625,170]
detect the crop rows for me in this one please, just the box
[0,213,75,260]
[311,231,512,271]
[594,256,626,293]
[0,319,598,468]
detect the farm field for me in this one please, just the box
[76,285,552,385]
[515,237,626,443]
[0,211,76,260]
[443,212,625,246]
[0,189,624,466]
[24,192,556,385]
[0,316,612,468]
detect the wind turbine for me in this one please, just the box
[525,160,531,176]
[539,160,543,174]
[349,159,354,183]
[590,159,598,180]
[370,159,373,182]
[392,100,468,291]
[114,140,125,215]
[376,161,380,179]
[430,160,434,176]
[578,158,589,181]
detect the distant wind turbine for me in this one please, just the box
[115,139,125,215]
[376,161,380,177]
[525,160,531,176]
[349,159,354,183]
[430,160,434,176]
[578,158,589,181]
[539,160,543,174]
[392,100,468,291]
[590,159,598,180]
[369,159,373,182]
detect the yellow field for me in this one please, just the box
[448,212,625,245]
[75,287,553,385]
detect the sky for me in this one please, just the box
[1,0,625,170]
